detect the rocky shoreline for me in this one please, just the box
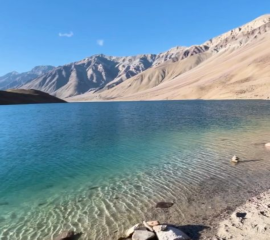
[50,146,270,240]
[53,189,270,240]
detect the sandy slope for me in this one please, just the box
[68,52,212,101]
[121,32,270,101]
[99,52,212,99]
[215,190,270,240]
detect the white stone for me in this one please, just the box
[125,224,140,238]
[132,230,156,240]
[153,225,190,240]
[231,155,239,163]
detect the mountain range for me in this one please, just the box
[0,66,55,90]
[1,14,270,101]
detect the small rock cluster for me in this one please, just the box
[119,221,191,240]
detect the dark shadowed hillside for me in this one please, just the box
[0,89,66,105]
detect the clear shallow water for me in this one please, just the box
[0,101,270,240]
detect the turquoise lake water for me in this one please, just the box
[0,101,270,240]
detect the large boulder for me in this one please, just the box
[132,230,156,240]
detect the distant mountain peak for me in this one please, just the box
[4,71,19,76]
[30,65,55,75]
[0,65,55,90]
[203,14,270,52]
[253,14,270,23]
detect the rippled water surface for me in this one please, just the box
[0,101,270,240]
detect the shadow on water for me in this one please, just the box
[176,225,210,240]
[239,159,263,163]
[230,159,263,166]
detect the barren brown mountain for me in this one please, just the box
[18,14,270,101]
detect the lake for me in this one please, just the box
[0,101,270,240]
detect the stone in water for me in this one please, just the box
[155,202,174,208]
[231,155,240,163]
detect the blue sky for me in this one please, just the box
[0,0,269,75]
